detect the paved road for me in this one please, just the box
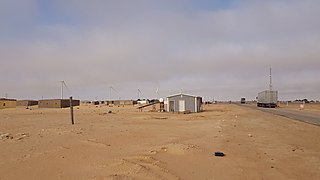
[238,104,320,126]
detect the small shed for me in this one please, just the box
[166,93,203,113]
[0,98,17,109]
[39,99,80,108]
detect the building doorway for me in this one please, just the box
[179,100,185,112]
[169,101,175,112]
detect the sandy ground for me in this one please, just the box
[1,104,320,180]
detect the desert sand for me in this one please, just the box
[1,103,320,180]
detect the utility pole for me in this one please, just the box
[70,96,74,125]
[156,88,160,99]
[60,81,64,99]
[109,86,118,100]
[269,68,273,91]
[109,86,111,100]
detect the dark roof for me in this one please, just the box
[0,98,17,101]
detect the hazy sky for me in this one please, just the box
[1,0,319,101]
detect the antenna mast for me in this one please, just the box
[60,81,64,99]
[156,88,160,99]
[137,89,142,99]
[269,68,272,91]
[109,86,118,100]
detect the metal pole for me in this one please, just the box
[70,96,74,125]
[61,81,64,99]
[269,68,272,91]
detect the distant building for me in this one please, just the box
[0,98,17,109]
[240,98,246,104]
[81,100,92,105]
[112,100,137,105]
[17,100,38,106]
[122,100,137,105]
[92,101,100,105]
[166,93,203,113]
[38,99,80,108]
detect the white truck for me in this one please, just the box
[257,90,278,108]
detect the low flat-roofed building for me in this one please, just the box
[17,100,38,106]
[112,100,137,105]
[0,98,17,109]
[38,99,80,108]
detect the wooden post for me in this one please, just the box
[70,96,74,125]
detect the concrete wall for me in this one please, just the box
[17,100,38,106]
[113,100,121,105]
[123,100,137,105]
[61,99,80,108]
[39,99,80,108]
[0,99,17,109]
[39,99,61,108]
